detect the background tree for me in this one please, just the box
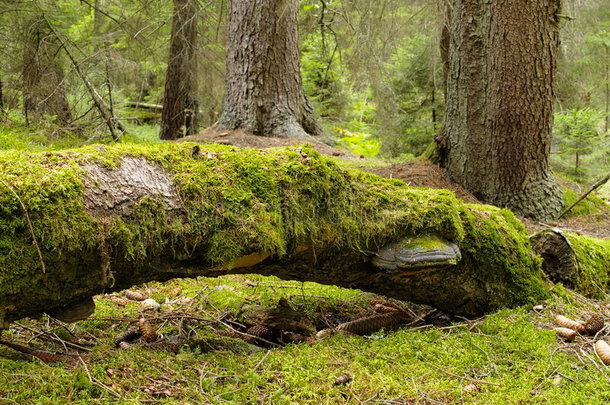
[160,0,200,140]
[216,0,323,138]
[437,0,564,220]
[21,15,72,126]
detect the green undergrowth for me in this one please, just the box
[1,276,609,404]
[0,123,85,151]
[562,186,610,217]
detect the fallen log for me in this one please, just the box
[531,229,610,298]
[0,143,549,326]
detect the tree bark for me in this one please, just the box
[22,16,72,126]
[437,0,563,220]
[0,77,4,115]
[160,0,200,140]
[0,144,549,326]
[215,0,324,138]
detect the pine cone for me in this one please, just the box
[143,341,181,354]
[336,311,409,336]
[585,314,605,335]
[118,341,132,351]
[138,318,158,342]
[246,324,274,339]
[31,350,65,364]
[124,290,148,302]
[114,327,142,347]
[554,315,586,333]
[373,304,401,314]
[0,339,64,363]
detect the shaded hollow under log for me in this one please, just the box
[0,144,549,326]
[531,229,610,298]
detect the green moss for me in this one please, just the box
[3,278,608,404]
[459,204,550,309]
[0,143,474,319]
[395,234,456,252]
[562,186,609,217]
[561,232,610,298]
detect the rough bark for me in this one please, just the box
[0,77,4,115]
[215,0,323,138]
[0,144,549,326]
[22,16,72,126]
[531,229,610,298]
[160,0,200,140]
[437,0,563,220]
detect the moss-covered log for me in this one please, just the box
[531,229,610,298]
[0,143,549,325]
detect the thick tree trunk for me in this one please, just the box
[437,0,563,220]
[0,77,4,115]
[22,16,72,126]
[216,0,323,138]
[160,0,200,140]
[531,229,610,299]
[0,144,549,327]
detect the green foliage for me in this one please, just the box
[376,33,442,157]
[332,126,381,158]
[551,108,608,183]
[562,186,609,217]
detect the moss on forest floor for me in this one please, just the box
[1,276,610,404]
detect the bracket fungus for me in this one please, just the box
[372,234,462,274]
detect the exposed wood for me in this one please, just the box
[124,101,164,112]
[531,229,610,298]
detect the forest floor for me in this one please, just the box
[2,127,610,404]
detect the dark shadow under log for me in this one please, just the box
[0,144,549,326]
[531,229,610,298]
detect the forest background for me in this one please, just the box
[0,0,608,194]
[1,1,610,403]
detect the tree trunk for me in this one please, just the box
[215,0,323,138]
[0,77,4,115]
[531,229,610,299]
[160,0,200,140]
[0,143,549,326]
[437,0,563,220]
[22,16,72,126]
